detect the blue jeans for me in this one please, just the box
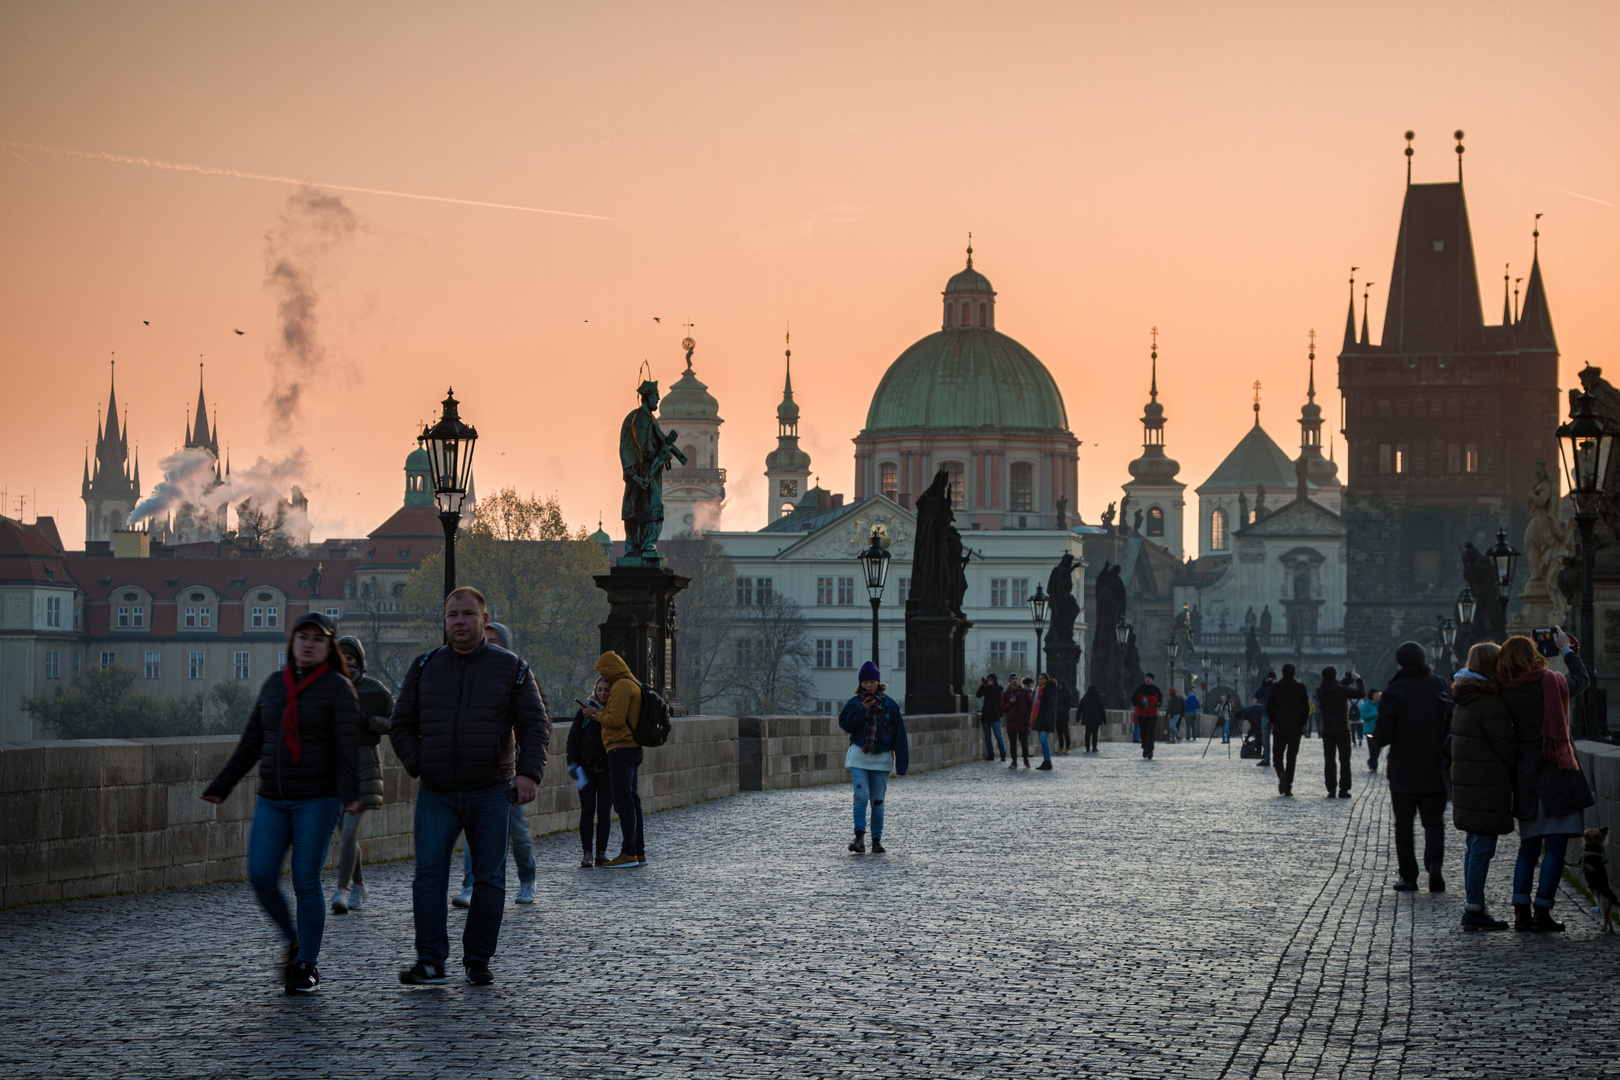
[851,767,888,836]
[1221,716,1231,742]
[1260,716,1272,761]
[462,801,536,889]
[412,785,511,967]
[247,796,343,964]
[607,748,645,857]
[1037,730,1052,761]
[982,721,1006,757]
[1463,832,1498,911]
[1513,834,1570,908]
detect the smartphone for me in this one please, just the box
[576,698,594,711]
[1533,627,1558,657]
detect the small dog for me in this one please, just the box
[1581,826,1616,932]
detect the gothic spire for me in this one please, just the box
[1342,268,1358,352]
[1518,214,1557,352]
[1360,282,1373,346]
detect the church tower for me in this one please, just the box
[764,334,812,524]
[1294,334,1342,514]
[658,336,727,537]
[1340,132,1560,676]
[82,360,140,543]
[1121,331,1185,557]
[164,363,231,544]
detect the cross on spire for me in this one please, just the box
[1149,326,1159,402]
[1252,380,1262,427]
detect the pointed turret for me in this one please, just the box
[1122,329,1185,555]
[1342,273,1358,353]
[764,336,812,524]
[1502,264,1512,327]
[1518,229,1557,353]
[186,363,219,456]
[1294,332,1340,510]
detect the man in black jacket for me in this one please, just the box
[1265,663,1311,796]
[390,587,549,987]
[975,675,1006,761]
[1374,641,1453,892]
[1315,667,1365,799]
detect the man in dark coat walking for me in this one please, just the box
[975,674,1006,761]
[1131,674,1163,760]
[1315,667,1365,799]
[1374,641,1454,892]
[1265,664,1310,795]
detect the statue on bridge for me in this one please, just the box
[618,378,688,565]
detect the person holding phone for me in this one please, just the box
[566,676,615,867]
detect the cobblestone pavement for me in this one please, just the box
[4,738,1618,1079]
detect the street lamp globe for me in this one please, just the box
[857,529,890,600]
[1557,389,1617,509]
[1114,617,1131,647]
[1028,585,1049,636]
[1165,637,1180,669]
[1486,528,1521,600]
[1455,586,1477,628]
[420,388,479,514]
[1439,616,1456,650]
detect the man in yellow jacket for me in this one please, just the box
[594,651,645,867]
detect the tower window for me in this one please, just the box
[942,461,965,512]
[1009,463,1033,512]
[979,302,987,325]
[880,463,898,499]
[1147,507,1164,537]
[1396,444,1408,474]
[1465,443,1479,472]
[1211,508,1228,551]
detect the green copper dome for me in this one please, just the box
[403,447,432,507]
[945,264,993,293]
[863,328,1069,433]
[658,365,721,422]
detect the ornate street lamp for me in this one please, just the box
[1164,636,1180,693]
[1028,584,1050,671]
[1486,528,1522,628]
[1558,387,1618,737]
[1115,617,1131,647]
[857,527,891,666]
[420,388,478,599]
[1455,586,1477,631]
[1438,615,1457,672]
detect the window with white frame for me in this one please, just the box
[1009,462,1034,512]
[880,463,898,499]
[117,606,131,628]
[897,577,910,605]
[72,651,81,675]
[324,606,340,620]
[99,651,116,669]
[990,579,1008,606]
[836,639,855,669]
[251,606,266,628]
[183,606,210,629]
[1011,579,1030,606]
[816,577,834,606]
[816,700,836,716]
[277,651,286,670]
[45,596,63,628]
[989,641,1010,666]
[44,651,60,679]
[188,651,205,679]
[815,639,833,668]
[233,651,251,680]
[1011,641,1029,668]
[837,577,855,605]
[897,640,907,670]
[144,652,160,679]
[757,577,773,605]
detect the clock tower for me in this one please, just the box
[763,335,812,524]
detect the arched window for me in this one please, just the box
[978,302,987,326]
[942,461,966,511]
[1009,463,1034,512]
[880,463,898,499]
[948,303,956,326]
[1147,506,1164,537]
[682,444,696,467]
[780,502,795,518]
[1211,508,1228,551]
[1293,565,1312,601]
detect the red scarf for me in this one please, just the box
[1501,667,1578,770]
[281,662,329,763]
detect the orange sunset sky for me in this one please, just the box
[2,2,1617,552]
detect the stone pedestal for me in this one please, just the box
[594,565,690,714]
[904,605,972,715]
[1045,638,1081,694]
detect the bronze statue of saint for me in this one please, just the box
[619,379,687,563]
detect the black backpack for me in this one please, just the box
[630,680,672,747]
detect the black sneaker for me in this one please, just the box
[1428,873,1446,893]
[1392,880,1419,892]
[580,853,594,869]
[399,960,449,985]
[284,961,320,994]
[870,837,886,854]
[280,942,299,983]
[464,960,494,985]
[1036,760,1053,771]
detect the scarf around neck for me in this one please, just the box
[859,689,885,753]
[1501,666,1577,770]
[281,662,329,763]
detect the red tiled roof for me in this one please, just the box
[362,505,446,565]
[0,516,71,585]
[68,556,336,603]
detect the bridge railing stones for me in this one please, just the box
[0,712,973,909]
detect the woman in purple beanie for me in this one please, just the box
[837,661,909,854]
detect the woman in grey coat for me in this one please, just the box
[332,636,395,914]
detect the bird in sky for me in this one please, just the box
[142,320,149,326]
[234,329,244,335]
[653,317,660,323]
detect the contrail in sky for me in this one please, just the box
[2,139,615,220]
[1555,187,1615,208]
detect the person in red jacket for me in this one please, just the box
[1131,673,1163,760]
[1001,675,1034,769]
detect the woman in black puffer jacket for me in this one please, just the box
[1448,642,1515,930]
[202,612,359,994]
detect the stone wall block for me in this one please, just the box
[97,834,140,876]
[5,841,49,887]
[163,862,206,890]
[48,836,98,882]
[168,823,209,866]
[146,741,197,785]
[57,788,104,839]
[167,783,216,826]
[43,744,103,790]
[191,737,240,780]
[0,791,45,845]
[97,741,148,787]
[0,744,45,793]
[2,881,60,907]
[138,829,168,869]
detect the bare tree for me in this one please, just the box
[664,536,738,715]
[727,591,814,715]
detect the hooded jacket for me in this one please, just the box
[1078,688,1107,728]
[594,651,644,752]
[1033,683,1060,732]
[1448,677,1517,835]
[1372,664,1453,794]
[204,665,361,804]
[975,680,1003,723]
[566,708,610,776]
[350,673,395,808]
[1131,682,1162,720]
[1001,684,1033,733]
[388,641,549,793]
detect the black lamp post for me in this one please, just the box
[1455,586,1477,634]
[1028,585,1049,673]
[420,388,478,600]
[1438,615,1456,672]
[1115,617,1131,707]
[1486,528,1521,628]
[1558,387,1617,738]
[1164,636,1180,694]
[857,527,891,666]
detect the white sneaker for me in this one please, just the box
[515,882,536,904]
[348,885,366,910]
[452,886,473,909]
[331,887,350,915]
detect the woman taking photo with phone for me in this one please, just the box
[202,612,360,993]
[1496,628,1594,931]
